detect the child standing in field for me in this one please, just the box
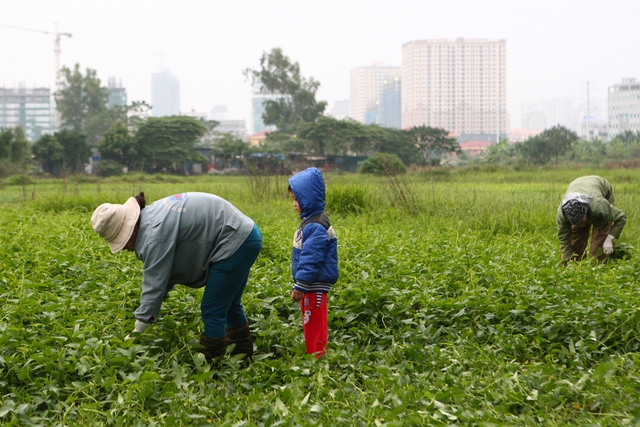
[288,167,339,358]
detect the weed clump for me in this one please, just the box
[4,174,34,186]
[327,185,369,216]
[611,242,633,260]
[358,153,407,176]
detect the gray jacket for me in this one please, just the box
[133,192,254,322]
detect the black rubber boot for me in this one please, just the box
[226,323,253,364]
[199,332,227,363]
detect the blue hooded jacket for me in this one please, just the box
[289,168,339,293]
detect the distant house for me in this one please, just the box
[508,128,538,143]
[248,131,270,147]
[459,140,493,157]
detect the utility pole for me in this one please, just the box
[0,22,72,131]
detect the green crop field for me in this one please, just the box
[1,168,640,426]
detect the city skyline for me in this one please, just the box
[1,0,638,132]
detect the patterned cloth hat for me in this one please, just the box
[91,197,140,253]
[561,198,588,224]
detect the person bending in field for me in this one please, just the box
[288,168,339,358]
[557,175,627,265]
[91,192,262,364]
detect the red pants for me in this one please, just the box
[300,292,328,358]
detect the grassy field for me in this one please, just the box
[1,168,640,426]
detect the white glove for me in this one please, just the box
[603,235,615,255]
[125,320,150,340]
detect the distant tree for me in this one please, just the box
[11,127,30,164]
[56,130,91,174]
[212,133,249,169]
[484,137,517,164]
[55,64,109,133]
[570,137,606,163]
[261,131,307,154]
[408,126,460,165]
[85,107,126,146]
[612,130,640,144]
[126,101,153,134]
[99,123,137,171]
[606,130,640,160]
[244,48,327,134]
[293,117,420,162]
[542,125,578,164]
[32,134,64,175]
[135,116,207,173]
[518,125,577,165]
[295,116,350,155]
[370,126,419,165]
[0,127,30,164]
[342,120,374,155]
[55,63,133,146]
[0,128,12,161]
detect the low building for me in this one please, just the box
[508,128,538,143]
[216,119,247,141]
[459,140,493,157]
[249,131,269,147]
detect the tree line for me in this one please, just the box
[482,127,640,167]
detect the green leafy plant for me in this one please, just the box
[1,170,640,425]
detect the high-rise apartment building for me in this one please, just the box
[151,69,180,117]
[350,63,400,124]
[251,83,278,134]
[107,77,127,109]
[608,78,640,139]
[520,98,580,134]
[327,100,350,120]
[0,85,54,141]
[401,38,507,137]
[379,77,401,129]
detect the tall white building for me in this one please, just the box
[608,78,640,139]
[327,99,350,120]
[520,98,580,134]
[251,83,279,134]
[107,77,127,109]
[151,69,180,117]
[210,104,227,121]
[401,38,507,137]
[350,63,400,124]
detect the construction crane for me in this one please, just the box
[0,22,72,131]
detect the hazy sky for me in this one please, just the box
[1,0,638,129]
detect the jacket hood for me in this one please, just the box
[289,167,325,219]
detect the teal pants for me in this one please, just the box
[201,224,262,338]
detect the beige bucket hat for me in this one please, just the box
[91,197,140,253]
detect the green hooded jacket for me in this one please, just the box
[556,176,627,260]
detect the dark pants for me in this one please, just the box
[570,222,612,261]
[201,224,262,338]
